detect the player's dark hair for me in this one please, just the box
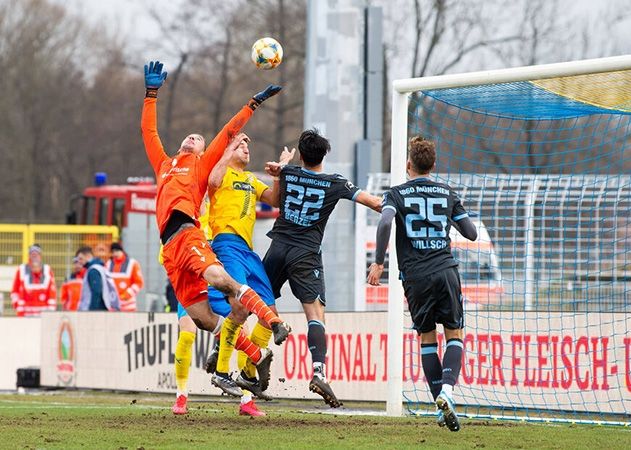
[298,128,330,167]
[75,246,93,257]
[408,136,436,173]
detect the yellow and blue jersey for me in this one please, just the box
[205,167,268,249]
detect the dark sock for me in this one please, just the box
[421,343,443,400]
[442,338,464,387]
[216,371,229,379]
[308,320,327,364]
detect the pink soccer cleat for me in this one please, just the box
[172,395,188,415]
[239,400,266,417]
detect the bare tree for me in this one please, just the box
[383,0,630,175]
[409,0,523,79]
[0,0,89,220]
[0,0,147,222]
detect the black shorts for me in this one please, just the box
[262,240,326,305]
[404,266,463,334]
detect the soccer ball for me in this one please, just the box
[251,37,283,70]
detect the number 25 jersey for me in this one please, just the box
[383,177,469,280]
[267,165,361,253]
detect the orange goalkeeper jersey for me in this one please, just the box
[141,98,253,234]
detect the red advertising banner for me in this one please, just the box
[39,311,630,414]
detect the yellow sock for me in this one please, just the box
[237,350,251,377]
[174,331,196,395]
[242,322,273,379]
[217,317,242,374]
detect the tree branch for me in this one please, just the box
[436,34,523,75]
[417,0,446,78]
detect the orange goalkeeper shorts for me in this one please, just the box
[161,225,220,308]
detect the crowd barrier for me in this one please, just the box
[1,312,628,415]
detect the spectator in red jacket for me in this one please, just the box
[10,244,57,317]
[106,242,144,312]
[60,256,85,311]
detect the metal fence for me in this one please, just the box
[0,224,119,314]
[359,173,631,312]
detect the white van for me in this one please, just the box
[363,216,503,309]
[450,217,503,308]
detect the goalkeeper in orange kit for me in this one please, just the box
[141,60,291,397]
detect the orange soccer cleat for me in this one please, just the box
[172,395,188,415]
[239,400,266,417]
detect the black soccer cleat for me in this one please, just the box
[235,373,273,401]
[436,392,460,432]
[204,339,220,374]
[271,321,292,345]
[255,348,274,391]
[309,376,342,408]
[211,372,243,397]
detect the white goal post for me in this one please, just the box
[386,55,631,417]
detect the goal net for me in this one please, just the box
[378,56,631,425]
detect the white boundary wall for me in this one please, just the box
[0,318,41,390]
[33,312,631,414]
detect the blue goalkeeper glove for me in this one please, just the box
[144,60,168,97]
[248,84,282,110]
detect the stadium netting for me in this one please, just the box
[377,63,631,426]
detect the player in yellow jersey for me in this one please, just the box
[167,134,280,416]
[171,197,272,416]
[203,133,295,413]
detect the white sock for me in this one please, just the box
[313,362,326,380]
[441,384,453,397]
[212,315,225,335]
[236,284,250,302]
[176,391,188,398]
[241,390,252,405]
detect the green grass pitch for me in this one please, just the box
[0,391,628,449]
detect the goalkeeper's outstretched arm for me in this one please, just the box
[141,60,169,174]
[201,85,283,176]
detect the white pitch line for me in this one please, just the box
[0,401,220,412]
[0,405,166,410]
[301,408,387,416]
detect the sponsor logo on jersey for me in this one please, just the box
[162,162,190,179]
[232,181,255,192]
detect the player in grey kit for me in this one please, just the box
[264,129,381,407]
[367,136,477,432]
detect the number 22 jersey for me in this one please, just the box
[267,165,361,253]
[382,177,470,280]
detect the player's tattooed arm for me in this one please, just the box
[367,208,395,286]
[355,191,383,213]
[208,133,247,190]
